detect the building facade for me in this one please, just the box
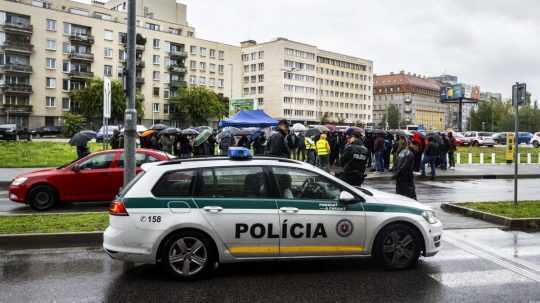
[0,0,242,128]
[240,38,373,125]
[373,71,454,131]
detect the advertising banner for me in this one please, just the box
[228,98,255,117]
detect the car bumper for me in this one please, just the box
[102,224,156,264]
[8,185,27,203]
[424,221,443,257]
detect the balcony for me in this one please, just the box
[69,51,94,62]
[170,80,187,88]
[404,107,412,113]
[136,44,145,51]
[169,50,187,59]
[69,34,95,44]
[0,83,33,95]
[169,65,186,74]
[1,22,33,35]
[404,97,412,104]
[136,77,145,85]
[0,104,33,114]
[1,41,33,54]
[69,70,94,79]
[0,64,33,74]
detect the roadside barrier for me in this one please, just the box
[454,152,540,165]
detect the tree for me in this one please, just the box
[379,104,401,129]
[69,78,144,127]
[169,86,226,126]
[63,112,86,137]
[469,98,540,132]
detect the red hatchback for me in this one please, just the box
[9,149,172,210]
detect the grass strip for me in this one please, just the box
[0,142,102,168]
[0,213,109,234]
[459,201,540,218]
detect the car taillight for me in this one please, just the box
[109,200,129,216]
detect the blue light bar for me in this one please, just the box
[228,147,252,160]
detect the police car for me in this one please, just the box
[103,148,442,280]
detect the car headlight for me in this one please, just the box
[422,210,439,224]
[11,177,28,186]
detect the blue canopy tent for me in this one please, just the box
[219,110,278,128]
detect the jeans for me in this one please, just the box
[307,150,317,166]
[440,153,448,170]
[448,151,455,167]
[421,155,437,177]
[318,155,329,172]
[375,151,385,172]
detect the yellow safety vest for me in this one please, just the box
[316,139,330,156]
[305,138,315,150]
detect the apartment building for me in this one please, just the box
[240,38,373,125]
[0,0,242,128]
[373,71,454,131]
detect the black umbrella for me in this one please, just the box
[306,128,321,138]
[372,129,386,135]
[158,127,181,136]
[69,130,96,146]
[181,128,200,136]
[151,123,168,131]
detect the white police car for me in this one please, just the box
[103,147,442,280]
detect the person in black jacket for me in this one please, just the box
[253,133,267,156]
[339,131,369,186]
[421,136,439,179]
[392,140,418,199]
[266,120,290,158]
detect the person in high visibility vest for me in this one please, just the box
[305,136,317,165]
[316,133,331,172]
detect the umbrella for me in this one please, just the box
[235,127,259,136]
[306,127,321,138]
[315,125,330,133]
[324,124,337,132]
[345,127,363,137]
[195,126,212,133]
[250,130,264,141]
[291,123,306,132]
[181,128,200,136]
[150,123,168,131]
[141,129,156,137]
[158,127,181,136]
[69,130,96,146]
[193,129,212,147]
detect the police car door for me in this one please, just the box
[195,166,279,258]
[272,167,366,257]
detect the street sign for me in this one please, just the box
[103,78,111,119]
[512,83,526,106]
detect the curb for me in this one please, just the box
[0,231,103,250]
[441,203,540,229]
[366,174,540,182]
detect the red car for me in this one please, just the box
[9,149,172,211]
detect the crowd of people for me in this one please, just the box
[101,121,459,201]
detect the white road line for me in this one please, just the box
[429,269,533,288]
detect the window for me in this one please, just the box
[209,49,216,58]
[79,153,114,170]
[153,71,160,81]
[199,62,206,71]
[117,152,160,168]
[146,23,160,31]
[104,65,112,77]
[46,39,56,50]
[63,42,71,54]
[46,77,56,88]
[218,65,224,73]
[258,51,264,59]
[218,79,224,88]
[272,167,343,200]
[62,97,70,111]
[152,170,196,197]
[152,103,160,113]
[200,47,207,57]
[190,45,197,55]
[153,55,160,65]
[104,30,113,41]
[190,60,197,70]
[46,58,56,69]
[258,63,264,71]
[218,50,224,60]
[45,96,55,107]
[153,87,159,97]
[164,90,169,99]
[153,38,160,49]
[104,47,113,58]
[198,76,206,85]
[199,167,269,198]
[209,63,216,72]
[46,19,56,31]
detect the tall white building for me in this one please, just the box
[240,38,373,125]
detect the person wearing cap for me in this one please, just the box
[266,119,290,158]
[316,133,331,171]
[339,131,369,186]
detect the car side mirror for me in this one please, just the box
[72,164,81,172]
[339,191,356,204]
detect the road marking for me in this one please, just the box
[429,269,533,288]
[443,231,540,283]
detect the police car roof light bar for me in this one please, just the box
[228,147,252,160]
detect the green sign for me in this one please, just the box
[229,98,255,117]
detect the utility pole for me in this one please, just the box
[123,0,137,185]
[512,82,526,207]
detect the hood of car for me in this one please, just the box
[16,167,59,180]
[360,186,431,212]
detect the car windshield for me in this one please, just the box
[57,158,79,169]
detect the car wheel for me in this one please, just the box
[534,141,539,148]
[28,185,57,211]
[160,230,216,280]
[472,141,479,147]
[374,223,422,270]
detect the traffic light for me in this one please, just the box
[512,83,526,106]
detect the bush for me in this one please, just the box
[63,113,86,137]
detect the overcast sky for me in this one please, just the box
[179,0,539,100]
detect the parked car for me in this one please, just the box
[8,149,173,210]
[462,131,495,147]
[96,125,120,142]
[492,132,533,145]
[530,132,540,148]
[31,126,64,138]
[449,132,466,146]
[0,124,32,141]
